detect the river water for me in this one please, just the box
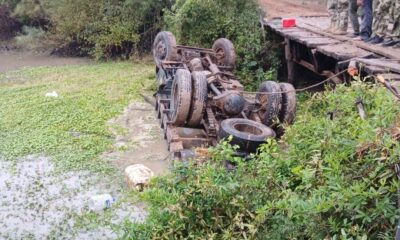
[0,51,90,72]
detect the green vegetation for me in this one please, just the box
[0,62,154,172]
[165,0,278,89]
[1,0,277,89]
[125,82,400,239]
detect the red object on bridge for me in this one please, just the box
[282,18,296,28]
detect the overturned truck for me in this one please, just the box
[152,31,296,159]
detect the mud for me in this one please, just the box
[0,155,147,239]
[106,102,171,176]
[0,51,90,72]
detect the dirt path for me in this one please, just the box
[0,51,90,72]
[259,0,326,18]
[106,102,170,176]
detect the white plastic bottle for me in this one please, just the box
[88,194,116,212]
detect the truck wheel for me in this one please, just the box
[153,31,178,68]
[256,81,282,127]
[219,118,276,153]
[279,83,296,124]
[212,38,236,68]
[170,69,192,126]
[187,71,208,127]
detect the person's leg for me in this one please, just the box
[359,0,373,40]
[327,0,339,32]
[334,0,349,34]
[382,0,397,46]
[391,0,400,47]
[349,0,360,35]
[369,0,391,44]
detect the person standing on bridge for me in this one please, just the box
[365,0,391,44]
[327,0,339,33]
[349,0,360,37]
[327,0,349,35]
[391,0,400,48]
[380,0,400,47]
[353,0,373,41]
[335,0,350,35]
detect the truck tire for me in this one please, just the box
[256,81,282,127]
[187,71,208,127]
[212,38,236,68]
[279,83,296,124]
[219,118,276,153]
[153,31,178,68]
[170,69,192,126]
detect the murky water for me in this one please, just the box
[0,155,147,239]
[0,51,90,72]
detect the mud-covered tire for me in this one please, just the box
[153,31,178,67]
[212,38,236,68]
[219,118,276,153]
[279,83,296,124]
[187,71,208,127]
[170,69,192,126]
[256,81,282,127]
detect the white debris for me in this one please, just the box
[45,91,59,98]
[124,164,154,190]
[88,194,116,212]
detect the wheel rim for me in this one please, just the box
[232,123,263,136]
[155,41,167,61]
[215,48,225,65]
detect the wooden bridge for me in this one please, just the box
[264,16,400,86]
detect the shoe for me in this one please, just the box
[364,36,376,43]
[369,36,384,44]
[331,28,347,35]
[348,33,359,38]
[392,42,400,48]
[382,39,399,47]
[325,22,336,33]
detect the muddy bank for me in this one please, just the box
[106,102,171,176]
[0,51,90,72]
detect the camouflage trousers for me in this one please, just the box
[327,0,338,25]
[327,0,349,31]
[387,0,400,39]
[372,0,392,37]
[336,0,349,31]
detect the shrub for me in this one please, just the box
[14,25,45,49]
[43,0,172,59]
[124,82,400,239]
[0,4,19,40]
[13,0,47,27]
[164,0,279,90]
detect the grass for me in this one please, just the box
[0,61,154,173]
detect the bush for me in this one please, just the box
[14,25,45,49]
[13,0,47,27]
[124,82,400,239]
[43,0,172,59]
[0,4,19,40]
[164,0,279,90]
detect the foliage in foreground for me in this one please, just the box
[0,62,153,172]
[125,82,400,239]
